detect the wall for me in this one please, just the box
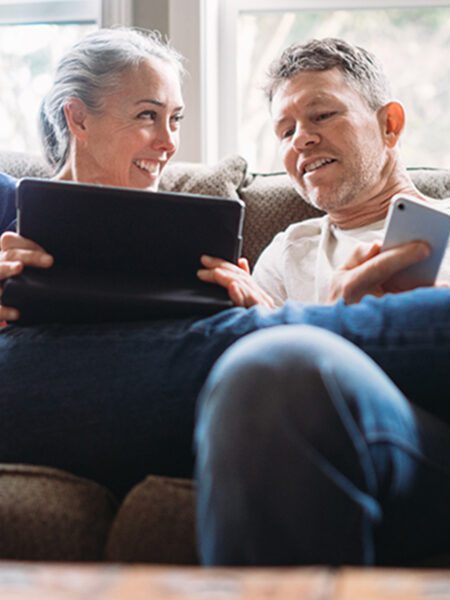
[133,0,169,36]
[132,0,205,163]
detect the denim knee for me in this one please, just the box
[195,325,385,565]
[196,325,381,486]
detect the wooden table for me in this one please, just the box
[0,562,450,599]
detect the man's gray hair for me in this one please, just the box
[264,37,391,110]
[39,27,185,171]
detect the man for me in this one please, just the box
[198,38,450,307]
[194,39,450,567]
[0,38,448,544]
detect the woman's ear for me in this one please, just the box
[63,98,88,140]
[378,101,405,148]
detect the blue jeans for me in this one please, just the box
[195,289,450,566]
[1,288,450,501]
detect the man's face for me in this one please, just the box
[271,67,388,212]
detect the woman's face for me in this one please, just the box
[72,57,184,190]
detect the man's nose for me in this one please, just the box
[292,125,320,151]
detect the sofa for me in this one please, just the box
[0,150,449,564]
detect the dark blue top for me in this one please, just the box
[0,172,17,232]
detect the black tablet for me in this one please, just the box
[3,178,245,324]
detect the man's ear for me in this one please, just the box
[63,98,88,140]
[378,101,405,148]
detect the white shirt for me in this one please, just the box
[253,199,450,307]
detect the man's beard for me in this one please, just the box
[294,153,383,213]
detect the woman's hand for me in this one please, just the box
[197,255,276,309]
[328,240,431,305]
[0,232,53,321]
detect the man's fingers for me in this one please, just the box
[228,281,246,307]
[346,241,429,301]
[344,242,381,270]
[237,257,250,274]
[372,241,429,281]
[201,255,244,274]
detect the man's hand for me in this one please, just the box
[328,240,431,305]
[0,232,53,321]
[197,255,275,309]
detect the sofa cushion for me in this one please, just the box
[409,168,450,199]
[0,151,51,179]
[239,171,323,267]
[106,474,197,564]
[0,464,117,561]
[160,155,247,200]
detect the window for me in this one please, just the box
[0,0,132,155]
[206,0,450,171]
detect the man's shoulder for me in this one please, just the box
[435,197,450,211]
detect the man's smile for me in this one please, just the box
[300,157,337,177]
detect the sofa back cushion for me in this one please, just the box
[0,152,449,267]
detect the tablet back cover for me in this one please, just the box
[3,178,245,324]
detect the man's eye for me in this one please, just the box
[137,110,157,120]
[316,111,336,122]
[281,128,295,139]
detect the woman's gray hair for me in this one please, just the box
[39,27,185,171]
[264,37,391,110]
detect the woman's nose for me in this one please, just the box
[153,124,178,153]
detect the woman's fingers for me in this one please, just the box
[0,302,19,322]
[0,260,23,280]
[0,248,53,268]
[1,231,47,252]
[0,232,53,269]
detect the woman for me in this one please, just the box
[0,27,186,321]
[0,27,270,497]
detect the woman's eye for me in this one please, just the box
[171,113,184,126]
[137,110,157,120]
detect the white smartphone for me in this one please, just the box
[381,194,450,288]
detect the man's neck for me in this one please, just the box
[328,164,426,230]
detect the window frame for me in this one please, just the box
[169,0,450,164]
[0,1,132,26]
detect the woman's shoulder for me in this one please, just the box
[0,171,17,189]
[0,171,17,233]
